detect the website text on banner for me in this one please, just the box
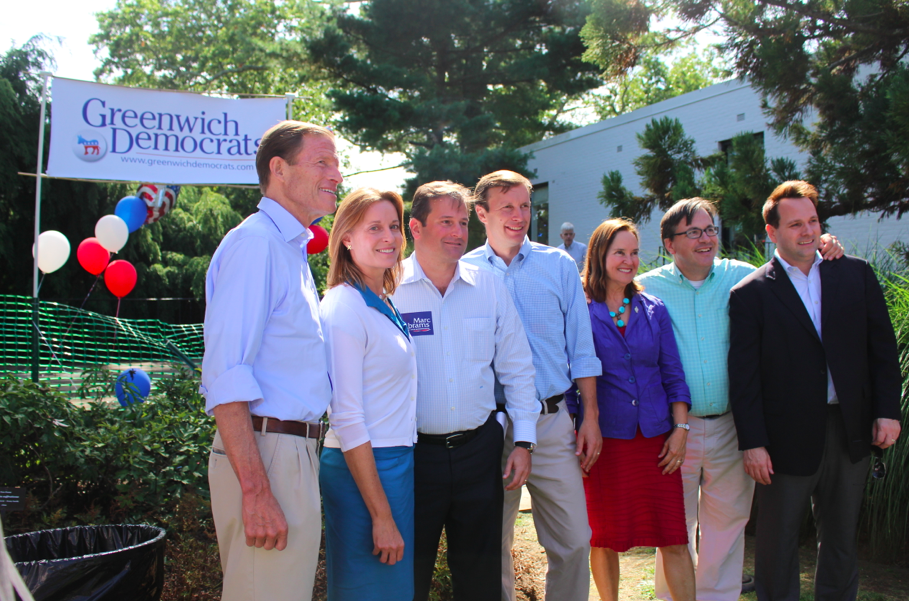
[46,78,286,185]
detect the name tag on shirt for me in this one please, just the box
[402,311,434,336]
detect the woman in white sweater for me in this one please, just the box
[319,187,416,601]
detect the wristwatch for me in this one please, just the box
[675,423,690,431]
[515,441,536,454]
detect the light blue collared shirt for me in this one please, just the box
[392,254,539,444]
[462,238,602,405]
[637,258,756,417]
[773,250,838,403]
[200,197,332,421]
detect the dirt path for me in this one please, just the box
[511,504,909,601]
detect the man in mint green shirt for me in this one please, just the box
[639,198,842,601]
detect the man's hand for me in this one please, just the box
[372,515,405,565]
[744,447,774,485]
[657,428,688,475]
[242,487,288,550]
[503,446,532,491]
[819,233,844,260]
[576,418,603,473]
[872,418,901,450]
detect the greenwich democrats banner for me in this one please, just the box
[47,78,287,184]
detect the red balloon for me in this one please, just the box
[307,224,329,254]
[77,238,110,275]
[105,260,137,298]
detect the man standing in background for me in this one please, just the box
[557,222,587,270]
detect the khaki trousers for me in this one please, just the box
[209,430,322,601]
[501,404,591,601]
[655,412,755,601]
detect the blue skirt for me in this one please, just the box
[320,445,414,601]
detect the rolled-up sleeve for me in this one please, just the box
[321,297,371,452]
[200,234,273,415]
[561,259,602,380]
[492,277,539,444]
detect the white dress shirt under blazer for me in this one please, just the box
[320,284,418,452]
[200,197,332,421]
[773,250,838,404]
[392,254,539,444]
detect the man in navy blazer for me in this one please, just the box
[728,180,901,601]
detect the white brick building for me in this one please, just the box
[522,79,907,262]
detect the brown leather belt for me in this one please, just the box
[542,394,564,414]
[251,416,326,439]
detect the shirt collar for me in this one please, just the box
[258,197,311,244]
[774,250,822,276]
[351,281,410,338]
[666,258,718,285]
[401,253,478,287]
[482,237,531,266]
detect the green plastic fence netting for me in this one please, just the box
[0,295,203,394]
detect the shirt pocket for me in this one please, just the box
[464,317,495,362]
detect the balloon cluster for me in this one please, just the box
[115,183,180,232]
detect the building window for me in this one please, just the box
[737,113,746,122]
[719,131,764,162]
[617,145,623,152]
[531,184,549,246]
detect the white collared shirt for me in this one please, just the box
[200,197,332,421]
[320,284,418,451]
[392,254,539,443]
[774,250,838,404]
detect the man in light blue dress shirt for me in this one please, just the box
[201,121,342,601]
[393,181,539,601]
[557,222,587,271]
[463,171,602,601]
[639,198,843,601]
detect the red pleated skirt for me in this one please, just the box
[584,428,688,552]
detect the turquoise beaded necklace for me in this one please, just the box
[609,297,631,327]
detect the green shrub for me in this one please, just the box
[0,366,214,533]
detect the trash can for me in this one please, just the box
[5,524,165,601]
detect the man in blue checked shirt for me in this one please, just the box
[393,181,539,601]
[463,170,603,601]
[640,198,843,601]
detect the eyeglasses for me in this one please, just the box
[673,225,719,239]
[871,447,887,481]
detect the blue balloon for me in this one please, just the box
[115,196,147,233]
[115,368,152,406]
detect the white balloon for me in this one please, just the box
[32,230,71,274]
[95,214,129,253]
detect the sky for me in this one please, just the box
[2,0,411,192]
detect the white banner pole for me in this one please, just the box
[285,93,296,120]
[32,72,52,298]
[31,71,51,383]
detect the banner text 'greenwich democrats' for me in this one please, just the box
[47,78,286,185]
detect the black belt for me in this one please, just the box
[418,427,480,449]
[542,394,563,414]
[698,411,730,420]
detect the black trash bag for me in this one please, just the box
[5,524,166,601]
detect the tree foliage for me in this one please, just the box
[582,0,909,219]
[308,0,603,247]
[598,117,709,224]
[585,45,729,120]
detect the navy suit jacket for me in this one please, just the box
[728,255,901,476]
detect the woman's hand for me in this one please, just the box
[372,514,405,565]
[657,428,688,475]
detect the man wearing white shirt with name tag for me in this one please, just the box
[201,121,341,601]
[392,181,539,601]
